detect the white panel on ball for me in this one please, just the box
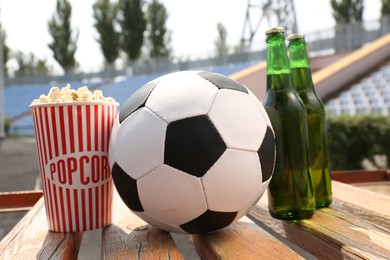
[134,211,185,233]
[248,90,273,128]
[146,72,219,123]
[115,107,167,180]
[138,164,207,225]
[258,180,271,202]
[108,116,120,170]
[208,89,267,151]
[202,149,262,212]
[232,182,270,224]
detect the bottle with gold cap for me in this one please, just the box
[262,27,315,220]
[287,33,332,208]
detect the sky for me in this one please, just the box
[0,0,382,74]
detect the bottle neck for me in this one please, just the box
[288,39,310,70]
[266,32,292,91]
[288,39,314,92]
[290,67,314,92]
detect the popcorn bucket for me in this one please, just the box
[30,102,118,232]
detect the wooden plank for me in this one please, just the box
[332,180,390,217]
[332,170,390,183]
[0,190,43,213]
[102,188,183,259]
[190,218,304,259]
[247,181,390,259]
[331,180,390,229]
[248,195,347,259]
[0,197,83,259]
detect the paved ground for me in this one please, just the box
[0,138,40,192]
[0,138,39,239]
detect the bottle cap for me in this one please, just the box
[265,27,285,35]
[287,33,305,41]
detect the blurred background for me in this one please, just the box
[1,0,390,181]
[0,0,389,133]
[1,0,380,75]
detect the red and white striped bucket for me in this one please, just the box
[30,102,118,232]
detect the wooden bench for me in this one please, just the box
[1,180,390,259]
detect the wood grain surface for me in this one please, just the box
[191,219,303,259]
[0,190,43,213]
[248,181,390,259]
[0,197,83,259]
[101,188,183,259]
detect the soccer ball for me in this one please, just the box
[109,71,275,234]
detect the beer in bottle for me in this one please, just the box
[287,33,332,208]
[262,27,315,220]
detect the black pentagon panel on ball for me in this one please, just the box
[180,210,237,234]
[198,71,248,94]
[257,126,276,183]
[164,115,226,177]
[112,162,144,212]
[119,80,159,123]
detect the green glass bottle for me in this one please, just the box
[262,27,315,220]
[287,33,332,208]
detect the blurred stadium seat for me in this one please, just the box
[5,62,256,136]
[325,62,390,116]
[8,116,34,136]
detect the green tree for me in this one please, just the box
[118,0,146,63]
[14,51,48,76]
[14,51,33,75]
[1,29,10,75]
[93,0,120,66]
[48,0,78,73]
[330,0,364,24]
[35,59,50,75]
[145,0,171,60]
[214,23,228,57]
[331,0,364,51]
[382,0,390,16]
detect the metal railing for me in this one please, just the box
[306,16,390,55]
[4,16,390,88]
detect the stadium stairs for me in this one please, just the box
[230,33,390,103]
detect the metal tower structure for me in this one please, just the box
[240,0,298,50]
